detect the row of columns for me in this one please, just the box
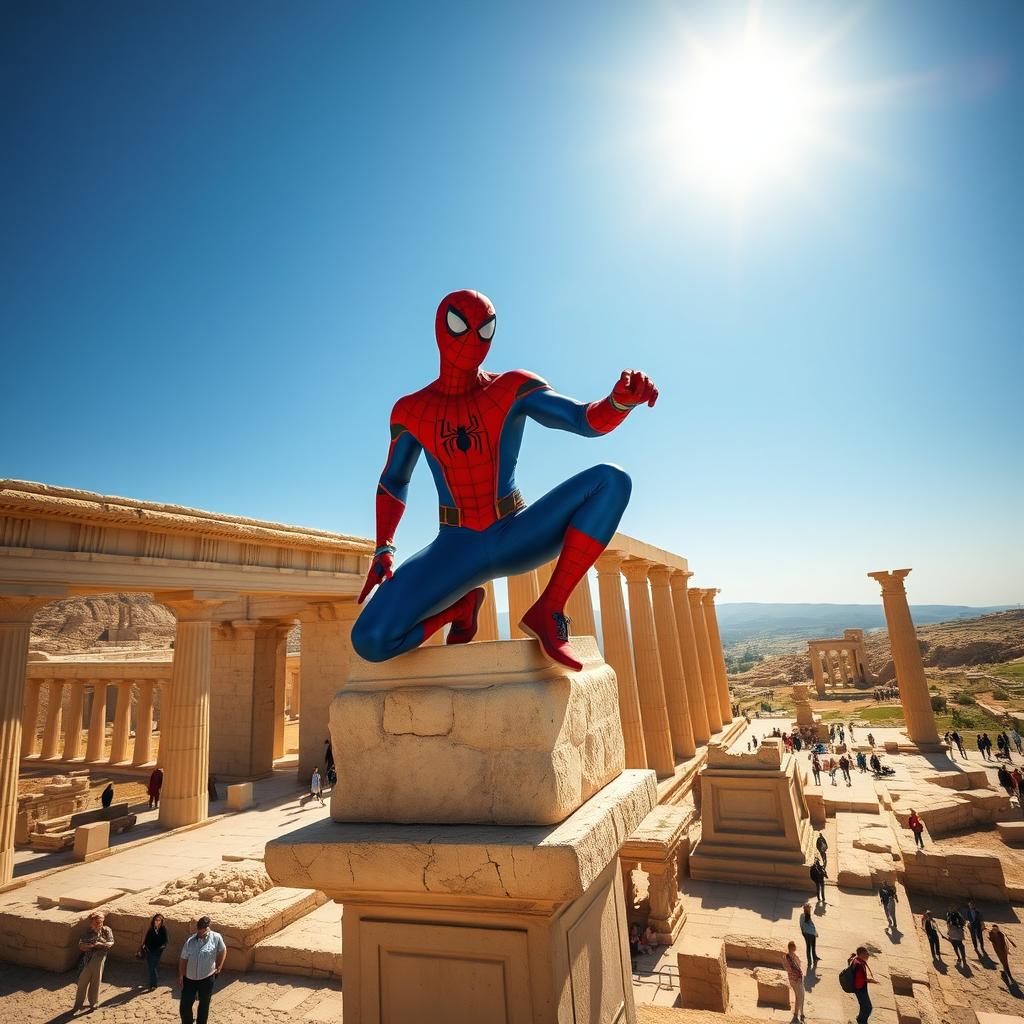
[21,677,162,767]
[503,554,734,780]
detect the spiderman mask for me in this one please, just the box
[434,289,496,375]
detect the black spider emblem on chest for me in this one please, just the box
[440,415,483,455]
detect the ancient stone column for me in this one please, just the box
[809,647,826,697]
[688,589,723,734]
[40,679,65,760]
[85,680,109,763]
[133,680,155,766]
[272,628,288,761]
[621,559,675,777]
[594,551,647,771]
[565,571,598,638]
[701,589,733,724]
[290,665,301,718]
[824,652,838,688]
[868,569,940,746]
[475,580,501,642]
[62,682,86,762]
[670,571,711,744]
[648,566,696,759]
[158,595,230,828]
[20,677,42,758]
[108,682,133,764]
[506,570,540,640]
[0,596,52,886]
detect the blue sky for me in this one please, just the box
[2,1,1022,606]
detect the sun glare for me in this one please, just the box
[674,36,813,198]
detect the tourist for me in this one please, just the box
[1014,729,1023,757]
[839,755,852,787]
[1013,767,1024,806]
[815,832,828,869]
[978,734,988,760]
[951,730,966,758]
[810,858,827,904]
[643,923,658,953]
[998,764,1014,796]
[752,735,758,749]
[907,809,925,849]
[829,760,838,786]
[849,722,856,740]
[922,910,941,960]
[846,947,875,1024]
[946,907,967,965]
[1002,732,1013,760]
[323,739,334,772]
[964,899,986,958]
[100,782,114,809]
[179,915,226,1024]
[628,924,644,962]
[811,754,821,786]
[799,903,818,968]
[989,924,1017,981]
[72,911,114,1013]
[141,912,168,990]
[147,767,163,810]
[784,940,806,1021]
[857,751,868,773]
[867,733,875,748]
[208,774,219,803]
[869,753,882,775]
[794,733,803,752]
[310,767,325,806]
[879,882,898,931]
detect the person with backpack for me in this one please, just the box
[922,910,941,960]
[840,947,875,1024]
[907,810,925,849]
[784,940,806,1021]
[799,903,819,968]
[879,882,898,931]
[810,858,827,904]
[839,755,852,787]
[946,906,967,965]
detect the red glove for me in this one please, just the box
[358,549,394,604]
[358,488,405,604]
[611,369,658,409]
[586,369,659,433]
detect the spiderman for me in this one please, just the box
[353,289,658,671]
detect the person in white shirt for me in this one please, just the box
[310,767,324,806]
[178,915,226,1024]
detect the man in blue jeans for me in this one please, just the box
[849,947,876,1023]
[178,915,227,1024]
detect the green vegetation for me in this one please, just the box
[992,688,1009,701]
[858,706,906,723]
[931,695,947,712]
[990,661,1024,683]
[952,691,977,705]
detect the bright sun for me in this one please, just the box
[674,36,813,198]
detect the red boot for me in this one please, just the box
[446,587,486,645]
[519,604,582,671]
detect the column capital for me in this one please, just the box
[156,591,237,621]
[620,558,652,583]
[868,569,912,595]
[0,594,60,624]
[686,586,703,606]
[594,549,627,575]
[647,564,674,587]
[668,569,693,592]
[699,588,721,605]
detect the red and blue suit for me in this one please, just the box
[354,289,658,670]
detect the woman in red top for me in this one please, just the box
[849,947,875,1024]
[907,809,925,849]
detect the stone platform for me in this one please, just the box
[331,637,625,825]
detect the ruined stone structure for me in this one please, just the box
[807,627,871,695]
[689,738,814,889]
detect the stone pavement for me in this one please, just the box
[0,956,342,1024]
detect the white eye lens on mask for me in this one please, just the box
[446,307,469,335]
[478,316,495,341]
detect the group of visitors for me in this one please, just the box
[976,731,1021,762]
[920,900,1017,978]
[873,686,898,701]
[72,912,227,1022]
[628,922,660,962]
[944,730,968,758]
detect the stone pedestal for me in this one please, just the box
[792,683,827,740]
[268,771,656,1024]
[332,637,625,825]
[268,641,656,1024]
[690,738,814,889]
[73,820,109,862]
